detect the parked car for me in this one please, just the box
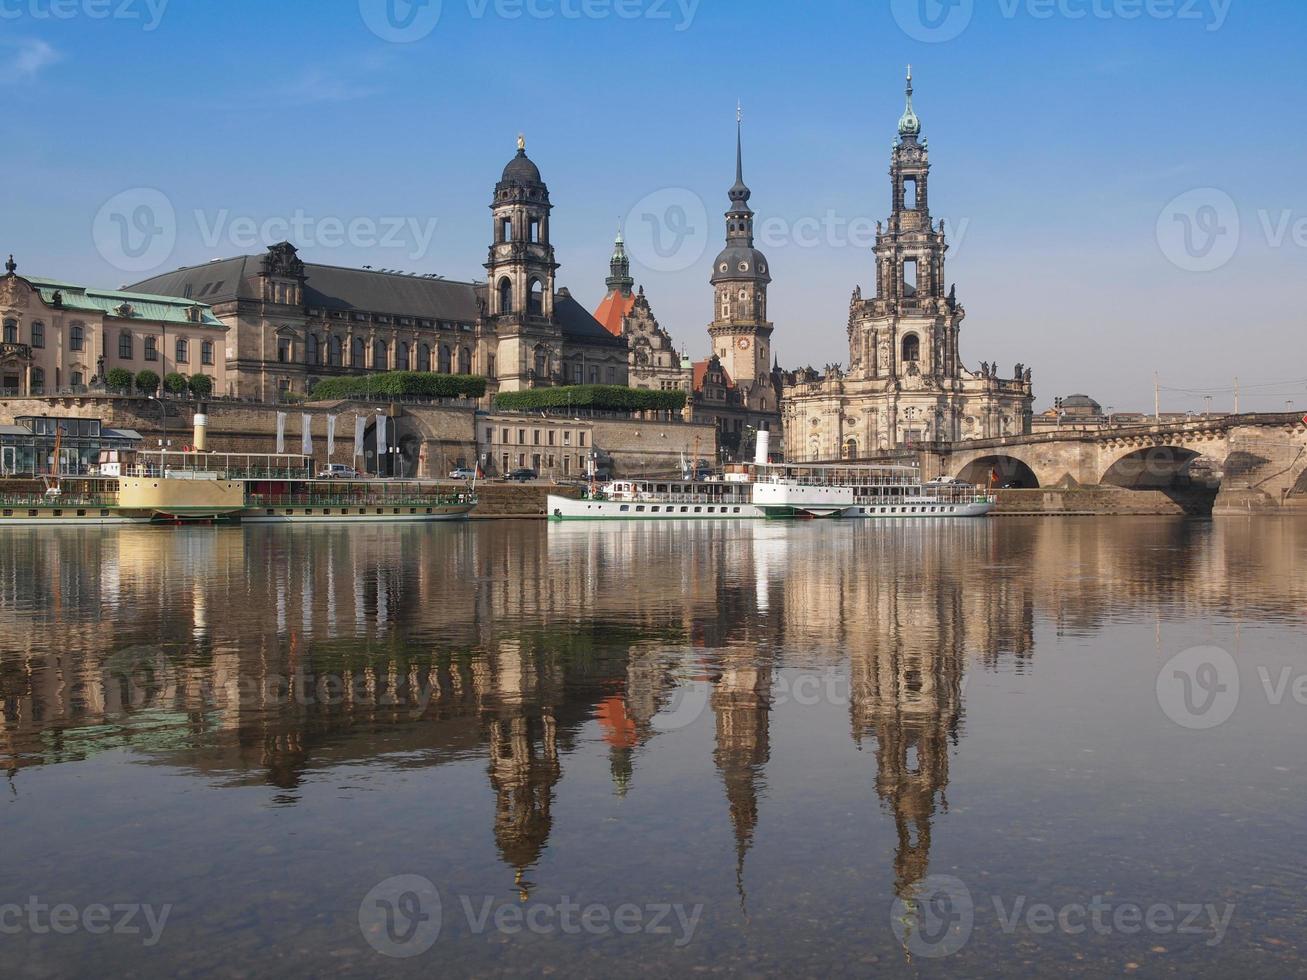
[507,468,538,482]
[449,467,477,480]
[317,464,359,479]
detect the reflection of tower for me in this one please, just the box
[485,639,562,899]
[850,636,961,900]
[710,651,771,909]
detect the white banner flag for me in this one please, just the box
[353,415,365,461]
[275,412,286,454]
[326,415,336,457]
[301,414,313,457]
[376,414,387,460]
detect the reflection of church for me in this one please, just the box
[783,71,1035,460]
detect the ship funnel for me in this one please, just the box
[193,413,208,452]
[754,429,770,467]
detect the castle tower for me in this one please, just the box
[485,135,561,390]
[707,109,774,395]
[606,226,634,298]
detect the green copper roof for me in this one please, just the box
[24,276,226,329]
[898,66,921,138]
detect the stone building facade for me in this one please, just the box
[130,138,627,402]
[782,71,1033,461]
[0,255,228,397]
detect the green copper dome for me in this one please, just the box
[898,66,921,137]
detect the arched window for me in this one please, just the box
[438,344,452,374]
[30,321,44,349]
[2,319,16,344]
[397,341,410,371]
[528,279,543,316]
[175,338,189,363]
[498,277,512,314]
[201,340,215,365]
[329,335,342,367]
[31,367,44,394]
[144,336,158,361]
[306,334,319,364]
[351,336,365,366]
[842,438,858,460]
[118,330,133,359]
[901,334,920,362]
[458,346,471,374]
[373,339,388,370]
[69,323,85,351]
[418,343,431,372]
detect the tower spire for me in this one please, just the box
[606,219,634,297]
[899,65,921,138]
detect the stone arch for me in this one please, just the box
[955,454,1040,489]
[528,278,544,316]
[1100,446,1203,491]
[497,277,512,314]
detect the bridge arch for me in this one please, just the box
[1099,445,1205,491]
[955,454,1040,489]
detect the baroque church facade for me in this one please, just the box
[783,71,1034,461]
[131,138,628,402]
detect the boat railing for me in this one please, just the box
[0,493,120,508]
[246,492,476,508]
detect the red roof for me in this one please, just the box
[592,289,635,337]
[692,358,734,392]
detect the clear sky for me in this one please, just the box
[2,0,1304,413]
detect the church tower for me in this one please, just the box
[605,226,634,298]
[707,110,774,395]
[486,135,561,391]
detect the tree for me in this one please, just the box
[163,372,189,395]
[188,374,213,398]
[134,369,160,395]
[105,368,134,393]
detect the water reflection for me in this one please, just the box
[1,518,1306,974]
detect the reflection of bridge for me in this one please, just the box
[931,413,1307,512]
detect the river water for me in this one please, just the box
[1,518,1304,978]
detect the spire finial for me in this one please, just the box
[615,218,623,246]
[898,67,921,138]
[4,255,14,276]
[516,132,525,153]
[735,102,744,186]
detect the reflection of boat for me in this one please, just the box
[548,432,994,522]
[0,448,478,526]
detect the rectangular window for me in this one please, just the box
[502,428,510,443]
[485,427,494,443]
[563,431,571,445]
[579,432,587,447]
[548,431,555,446]
[144,337,158,361]
[533,430,540,446]
[278,339,290,363]
[518,428,526,445]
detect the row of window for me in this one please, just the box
[487,427,588,448]
[1,319,214,365]
[284,337,475,374]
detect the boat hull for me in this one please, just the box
[548,495,764,520]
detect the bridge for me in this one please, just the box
[928,413,1307,513]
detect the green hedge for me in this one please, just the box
[494,385,687,413]
[310,372,486,401]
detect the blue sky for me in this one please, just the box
[2,0,1305,412]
